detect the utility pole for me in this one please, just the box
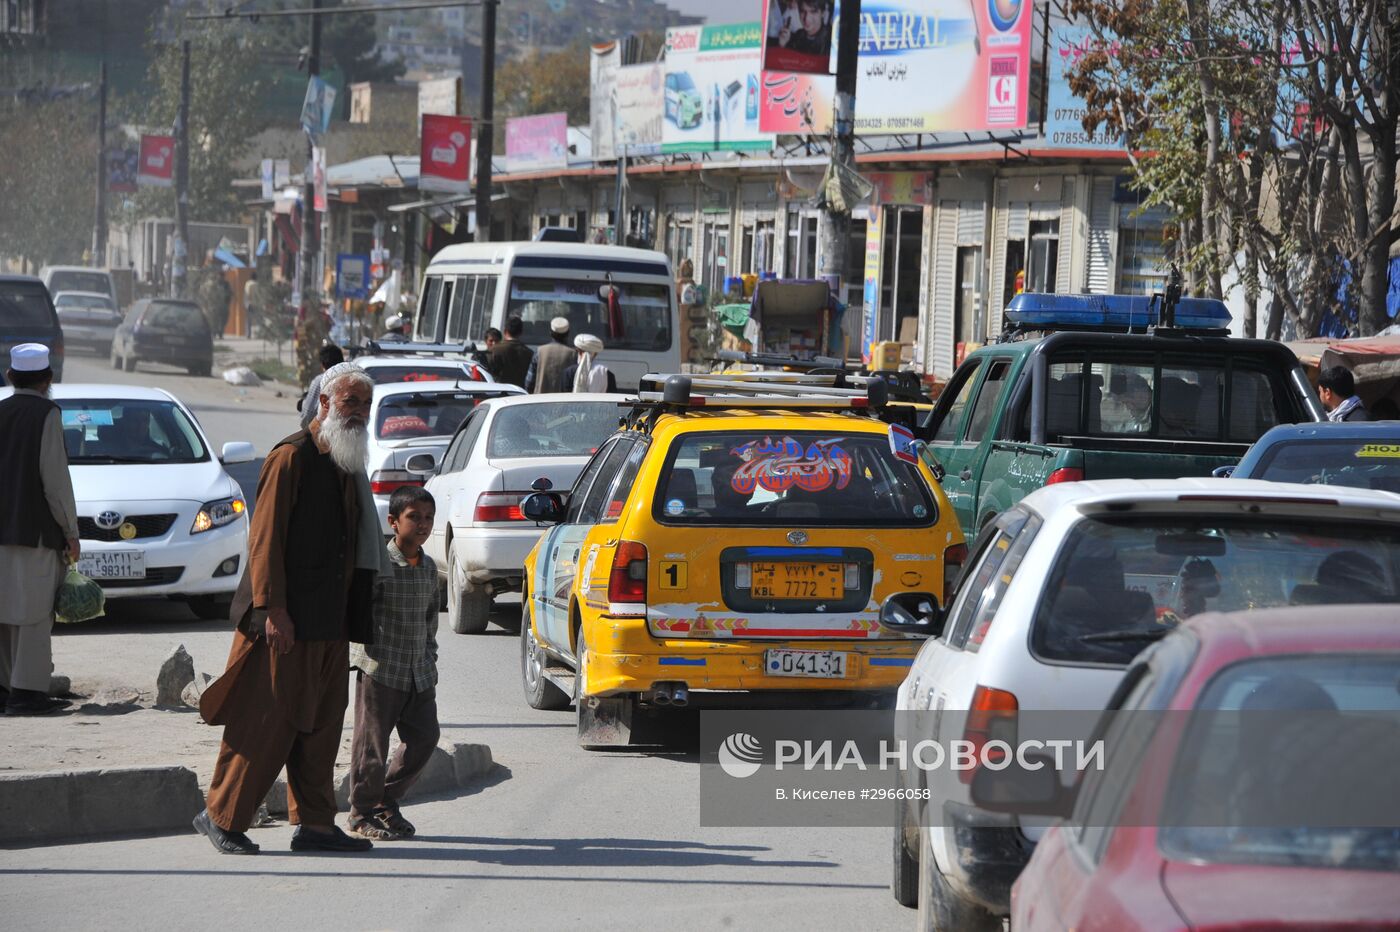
[92,59,108,267]
[171,40,191,299]
[299,0,322,302]
[474,0,496,242]
[816,0,862,304]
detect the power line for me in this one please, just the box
[186,0,487,21]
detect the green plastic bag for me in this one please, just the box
[55,564,106,624]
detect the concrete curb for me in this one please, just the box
[0,766,205,846]
[263,741,494,817]
[0,742,494,846]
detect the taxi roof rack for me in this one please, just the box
[623,374,890,432]
[358,339,477,358]
[712,349,929,404]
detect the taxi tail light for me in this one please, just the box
[370,470,424,495]
[960,685,1019,786]
[1046,467,1084,485]
[608,540,648,605]
[943,542,968,597]
[475,492,527,522]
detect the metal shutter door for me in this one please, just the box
[1086,177,1116,294]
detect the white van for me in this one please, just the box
[413,242,679,390]
[39,266,116,302]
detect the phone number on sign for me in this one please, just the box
[774,787,931,801]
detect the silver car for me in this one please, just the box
[54,291,123,355]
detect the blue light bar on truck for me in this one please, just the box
[1005,293,1232,331]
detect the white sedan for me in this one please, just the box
[366,379,524,535]
[423,394,623,634]
[15,384,257,620]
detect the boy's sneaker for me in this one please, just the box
[347,814,398,841]
[375,806,416,838]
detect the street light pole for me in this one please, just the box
[171,40,191,299]
[93,58,108,267]
[473,0,497,242]
[299,0,322,302]
[816,0,862,308]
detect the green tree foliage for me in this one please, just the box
[128,33,274,223]
[0,96,99,267]
[496,41,596,126]
[1064,0,1400,337]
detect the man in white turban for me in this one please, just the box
[567,333,615,393]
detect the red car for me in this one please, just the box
[974,604,1400,931]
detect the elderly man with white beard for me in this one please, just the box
[193,363,389,855]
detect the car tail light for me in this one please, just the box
[370,470,424,495]
[960,685,1018,785]
[608,540,648,607]
[474,492,527,522]
[1046,467,1084,485]
[943,542,968,598]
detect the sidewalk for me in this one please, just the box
[0,604,495,845]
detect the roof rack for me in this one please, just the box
[712,349,930,404]
[621,375,890,434]
[360,340,477,357]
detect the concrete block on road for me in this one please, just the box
[264,740,494,818]
[0,766,204,845]
[449,742,494,786]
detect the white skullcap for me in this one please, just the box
[9,343,50,372]
[550,316,570,334]
[320,361,372,396]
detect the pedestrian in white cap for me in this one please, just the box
[566,333,616,393]
[525,315,575,394]
[0,343,79,715]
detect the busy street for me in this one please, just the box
[6,0,1400,929]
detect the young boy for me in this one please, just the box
[348,486,441,840]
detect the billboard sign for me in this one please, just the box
[613,63,665,156]
[300,76,336,139]
[590,42,623,161]
[762,0,834,74]
[420,114,473,193]
[417,75,461,130]
[1046,24,1124,149]
[760,0,1033,136]
[107,145,138,194]
[506,112,569,173]
[662,24,772,154]
[137,134,174,187]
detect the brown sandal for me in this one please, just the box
[348,815,398,840]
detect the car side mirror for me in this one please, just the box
[531,476,554,492]
[969,753,1077,819]
[879,591,946,638]
[405,452,437,475]
[521,491,565,524]
[1212,464,1235,478]
[220,441,256,465]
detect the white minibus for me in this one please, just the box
[412,242,679,390]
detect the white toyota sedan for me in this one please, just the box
[24,384,256,620]
[366,379,524,534]
[423,394,623,634]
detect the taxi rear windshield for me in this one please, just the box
[653,430,935,526]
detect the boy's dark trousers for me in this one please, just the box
[348,671,440,820]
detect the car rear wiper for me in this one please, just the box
[1079,627,1173,644]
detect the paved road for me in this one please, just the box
[7,352,913,930]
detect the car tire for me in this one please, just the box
[123,353,138,373]
[446,541,490,634]
[892,811,920,908]
[521,591,570,711]
[187,595,232,622]
[916,825,1000,932]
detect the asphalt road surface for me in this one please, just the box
[5,352,912,930]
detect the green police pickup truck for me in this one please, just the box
[920,293,1326,539]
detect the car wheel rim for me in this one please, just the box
[524,624,542,688]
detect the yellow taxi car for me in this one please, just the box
[518,374,966,747]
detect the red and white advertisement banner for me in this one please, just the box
[420,113,473,194]
[137,134,174,187]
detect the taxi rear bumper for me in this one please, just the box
[581,615,918,697]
